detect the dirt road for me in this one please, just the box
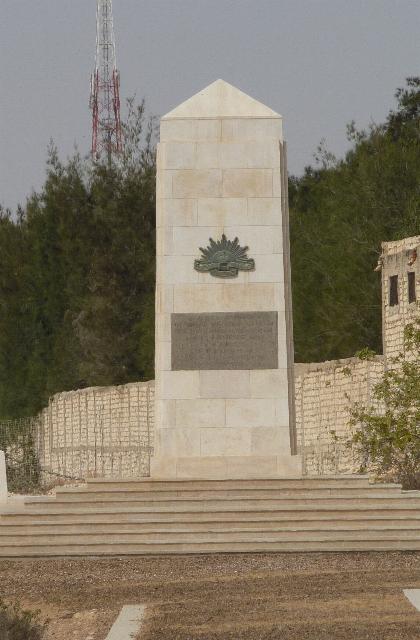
[1,552,419,639]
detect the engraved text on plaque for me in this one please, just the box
[171,311,278,370]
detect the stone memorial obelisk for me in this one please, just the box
[152,80,301,477]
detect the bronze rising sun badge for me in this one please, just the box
[194,234,255,278]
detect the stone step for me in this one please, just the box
[2,520,420,536]
[2,527,420,546]
[1,478,418,556]
[53,486,404,501]
[23,495,420,510]
[82,476,373,491]
[1,538,420,557]
[4,504,420,523]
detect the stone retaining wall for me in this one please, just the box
[294,357,385,475]
[37,381,154,481]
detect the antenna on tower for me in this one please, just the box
[90,0,123,164]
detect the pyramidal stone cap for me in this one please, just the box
[162,79,282,120]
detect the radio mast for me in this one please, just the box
[90,0,123,163]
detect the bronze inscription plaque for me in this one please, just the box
[171,311,278,370]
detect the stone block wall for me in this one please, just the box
[37,381,154,481]
[294,357,385,475]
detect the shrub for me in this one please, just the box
[0,599,47,640]
[354,347,377,361]
[350,319,420,489]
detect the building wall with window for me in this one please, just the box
[381,235,420,359]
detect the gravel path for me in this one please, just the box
[1,552,420,639]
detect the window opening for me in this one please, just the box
[408,271,416,304]
[389,275,399,307]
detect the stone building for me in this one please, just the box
[381,235,419,359]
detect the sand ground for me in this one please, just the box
[1,552,420,639]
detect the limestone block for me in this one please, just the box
[200,427,252,456]
[250,427,290,456]
[222,169,273,198]
[156,170,173,199]
[155,313,171,342]
[173,283,278,313]
[151,455,177,478]
[164,81,280,120]
[195,142,219,169]
[158,255,200,284]
[221,118,283,141]
[246,254,284,283]
[159,455,302,479]
[163,142,196,169]
[155,285,174,314]
[273,283,286,311]
[196,119,222,141]
[161,119,223,143]
[233,140,279,169]
[156,227,173,256]
[158,199,198,227]
[207,141,279,169]
[156,200,164,228]
[250,369,289,398]
[226,399,280,428]
[175,399,226,428]
[175,456,228,478]
[199,370,251,399]
[277,310,287,338]
[172,226,221,256]
[175,428,201,455]
[155,343,171,371]
[160,119,196,142]
[158,371,199,399]
[172,170,222,198]
[197,198,246,226]
[224,225,281,255]
[245,140,280,169]
[247,198,281,226]
[157,428,177,457]
[171,224,280,257]
[155,400,176,428]
[0,451,7,503]
[277,454,302,475]
[272,169,282,197]
[227,455,278,477]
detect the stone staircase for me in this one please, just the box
[1,476,420,556]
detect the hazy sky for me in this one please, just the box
[1,0,419,210]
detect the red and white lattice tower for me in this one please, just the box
[90,0,123,162]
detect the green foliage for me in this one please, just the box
[0,419,42,493]
[355,347,377,361]
[350,320,420,489]
[290,77,420,362]
[0,599,47,640]
[0,102,156,418]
